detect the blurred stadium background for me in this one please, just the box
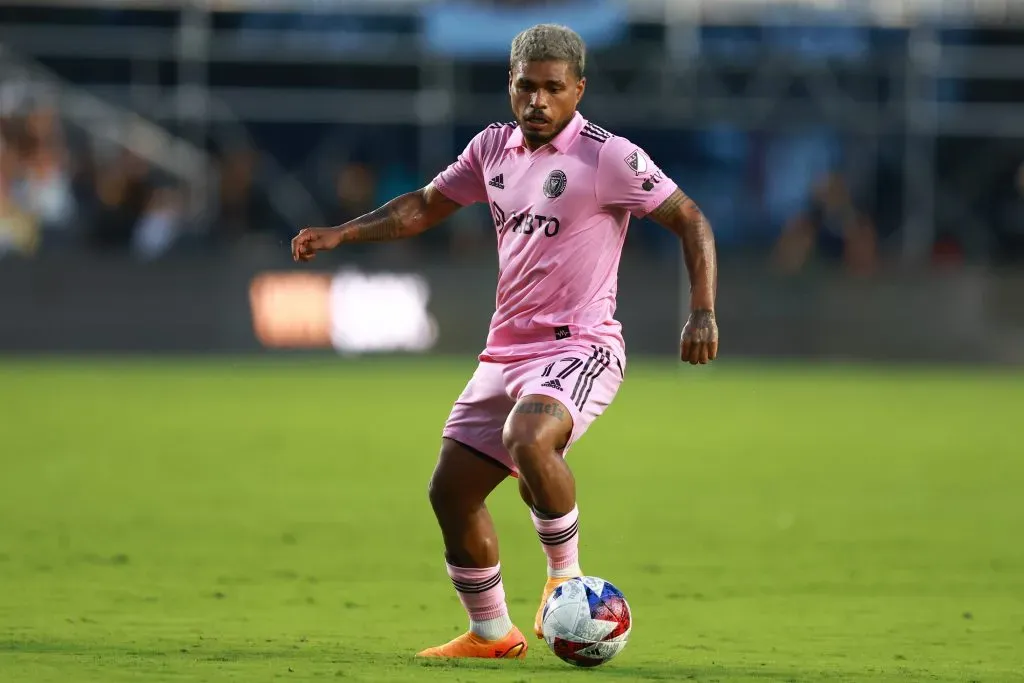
[1,0,1023,360]
[2,2,1023,681]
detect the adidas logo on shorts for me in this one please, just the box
[540,379,563,391]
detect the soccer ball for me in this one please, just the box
[540,576,632,667]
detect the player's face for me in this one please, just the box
[509,60,586,149]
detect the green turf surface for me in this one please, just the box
[0,357,1022,682]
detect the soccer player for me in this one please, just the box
[291,24,719,660]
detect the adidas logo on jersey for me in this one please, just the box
[489,174,505,189]
[540,379,563,391]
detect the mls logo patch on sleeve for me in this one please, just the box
[624,150,648,176]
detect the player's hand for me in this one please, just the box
[680,309,718,365]
[291,227,341,262]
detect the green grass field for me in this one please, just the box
[1,357,1022,682]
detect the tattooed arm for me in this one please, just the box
[291,183,461,262]
[648,189,720,365]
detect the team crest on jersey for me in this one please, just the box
[543,170,567,199]
[625,150,648,176]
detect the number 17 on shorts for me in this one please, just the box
[442,344,624,471]
[512,345,623,446]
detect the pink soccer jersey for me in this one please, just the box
[432,112,678,362]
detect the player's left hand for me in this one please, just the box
[680,309,718,365]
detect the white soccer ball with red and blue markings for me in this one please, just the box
[541,575,632,667]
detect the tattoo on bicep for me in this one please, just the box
[514,401,567,421]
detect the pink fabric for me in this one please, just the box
[446,562,508,621]
[530,505,580,571]
[442,343,623,474]
[432,112,677,363]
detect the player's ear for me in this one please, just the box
[576,76,586,104]
[508,71,514,96]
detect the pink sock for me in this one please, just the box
[531,505,582,578]
[446,562,513,639]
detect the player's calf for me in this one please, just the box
[502,394,576,515]
[503,395,584,637]
[426,439,517,643]
[427,438,507,567]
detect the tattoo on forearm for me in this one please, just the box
[515,401,567,421]
[338,205,404,243]
[650,189,717,305]
[338,192,426,244]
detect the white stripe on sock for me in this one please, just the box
[549,561,582,579]
[470,613,513,641]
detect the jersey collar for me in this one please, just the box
[504,111,586,153]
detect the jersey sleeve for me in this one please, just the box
[431,130,489,207]
[595,136,679,218]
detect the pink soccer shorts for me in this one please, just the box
[442,343,625,475]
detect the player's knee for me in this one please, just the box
[428,468,475,519]
[426,471,447,514]
[502,424,550,471]
[427,449,457,514]
[428,439,499,517]
[501,424,532,459]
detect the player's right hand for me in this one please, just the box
[291,227,340,262]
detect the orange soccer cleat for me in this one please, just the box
[415,626,528,659]
[533,576,577,638]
